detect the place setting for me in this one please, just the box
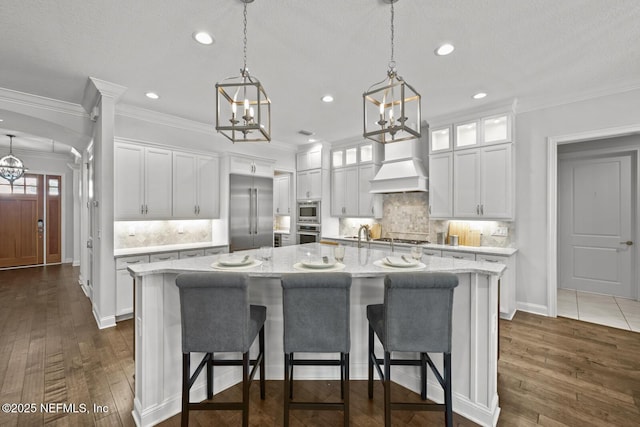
[293,245,346,272]
[373,246,426,271]
[211,253,263,270]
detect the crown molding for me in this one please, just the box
[81,77,127,114]
[516,82,640,115]
[0,87,88,118]
[115,103,296,152]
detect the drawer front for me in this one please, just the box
[441,250,476,261]
[150,252,179,262]
[179,249,205,259]
[476,254,507,265]
[422,249,442,257]
[204,247,227,256]
[116,255,150,270]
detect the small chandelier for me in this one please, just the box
[0,135,28,183]
[363,0,421,144]
[215,0,271,143]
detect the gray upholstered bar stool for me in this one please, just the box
[281,272,352,427]
[367,272,459,427]
[176,272,266,427]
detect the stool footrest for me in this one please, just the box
[188,402,244,411]
[289,402,347,411]
[390,402,446,412]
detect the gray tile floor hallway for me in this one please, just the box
[557,288,640,332]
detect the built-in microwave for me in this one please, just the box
[297,201,320,224]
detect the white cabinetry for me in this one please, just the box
[115,143,172,220]
[476,253,517,320]
[330,142,382,218]
[179,249,205,259]
[429,112,514,220]
[453,144,513,219]
[357,163,382,218]
[331,167,358,216]
[428,152,453,218]
[274,174,291,215]
[115,254,149,317]
[297,148,322,171]
[173,153,220,218]
[230,156,274,177]
[297,169,322,200]
[149,252,178,262]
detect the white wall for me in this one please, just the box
[515,88,640,313]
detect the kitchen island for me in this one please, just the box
[129,243,504,426]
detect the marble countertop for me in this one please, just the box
[273,229,291,234]
[127,243,506,278]
[114,242,228,257]
[322,235,517,256]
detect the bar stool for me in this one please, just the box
[367,272,459,427]
[176,272,266,427]
[281,272,352,426]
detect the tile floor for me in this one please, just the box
[557,288,640,332]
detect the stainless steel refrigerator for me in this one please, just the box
[229,174,273,252]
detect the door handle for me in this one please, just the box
[620,241,633,246]
[248,188,253,234]
[254,188,258,234]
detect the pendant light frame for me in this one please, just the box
[0,135,28,183]
[363,0,421,144]
[215,0,271,143]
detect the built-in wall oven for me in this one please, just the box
[297,223,321,245]
[297,201,320,224]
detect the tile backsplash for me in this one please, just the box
[338,192,514,247]
[114,220,214,249]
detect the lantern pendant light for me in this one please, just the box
[215,0,271,142]
[0,135,28,183]
[363,0,421,144]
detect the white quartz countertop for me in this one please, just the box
[322,235,517,256]
[127,243,506,278]
[273,229,290,234]
[114,242,228,257]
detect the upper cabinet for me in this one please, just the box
[430,113,512,153]
[296,146,324,201]
[229,155,274,178]
[115,142,172,220]
[297,148,322,171]
[115,141,221,220]
[330,141,383,218]
[429,111,515,220]
[297,169,322,200]
[173,153,220,219]
[274,174,291,215]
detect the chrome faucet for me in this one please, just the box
[389,235,395,253]
[357,224,371,249]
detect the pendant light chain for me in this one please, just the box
[389,0,395,70]
[242,1,248,72]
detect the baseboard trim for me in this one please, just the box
[92,305,116,329]
[516,301,548,316]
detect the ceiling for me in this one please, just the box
[1,0,640,150]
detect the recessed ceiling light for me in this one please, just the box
[0,118,3,122]
[435,43,455,56]
[193,31,214,45]
[321,95,334,103]
[146,92,160,100]
[472,92,487,100]
[308,138,317,143]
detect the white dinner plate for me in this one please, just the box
[217,255,253,267]
[382,256,419,268]
[300,259,336,269]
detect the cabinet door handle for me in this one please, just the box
[126,260,141,264]
[306,191,310,198]
[195,205,198,214]
[157,256,172,261]
[145,205,148,214]
[277,207,279,213]
[476,205,479,215]
[482,259,500,263]
[429,205,432,214]
[480,204,484,215]
[197,205,200,215]
[141,205,144,214]
[452,255,465,259]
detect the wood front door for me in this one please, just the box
[0,174,44,267]
[558,154,635,298]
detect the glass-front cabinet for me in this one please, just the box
[429,126,452,153]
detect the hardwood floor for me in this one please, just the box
[1,265,638,426]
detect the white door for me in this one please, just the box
[558,154,634,298]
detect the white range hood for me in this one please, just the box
[369,138,428,193]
